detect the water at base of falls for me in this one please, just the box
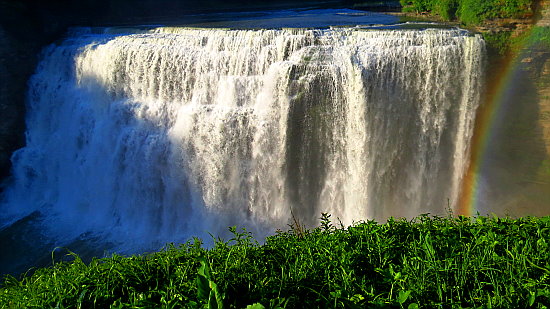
[0,26,484,274]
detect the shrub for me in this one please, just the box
[400,0,535,24]
[400,0,434,13]
[458,0,489,25]
[434,0,459,20]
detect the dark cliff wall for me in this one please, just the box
[0,0,102,182]
[0,1,54,182]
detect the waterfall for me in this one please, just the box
[1,27,484,248]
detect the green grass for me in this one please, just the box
[1,214,550,308]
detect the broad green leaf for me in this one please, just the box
[198,257,212,279]
[528,291,536,306]
[398,290,411,304]
[245,304,266,309]
[208,291,219,309]
[196,276,210,300]
[394,272,402,280]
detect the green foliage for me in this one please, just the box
[483,26,550,56]
[400,0,534,24]
[434,0,458,20]
[458,0,485,24]
[400,0,433,13]
[1,215,550,308]
[482,31,514,55]
[527,27,550,50]
[195,257,225,309]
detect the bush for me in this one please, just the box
[482,31,514,55]
[434,0,459,20]
[400,0,433,13]
[458,0,488,24]
[529,26,550,49]
[400,0,535,24]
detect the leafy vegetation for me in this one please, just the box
[482,31,516,55]
[482,26,550,56]
[399,0,534,24]
[527,26,550,49]
[1,214,550,308]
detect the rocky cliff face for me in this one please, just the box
[0,1,48,181]
[0,26,17,181]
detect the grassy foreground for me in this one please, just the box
[1,215,550,308]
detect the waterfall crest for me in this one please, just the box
[2,27,485,247]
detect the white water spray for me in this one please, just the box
[2,27,484,248]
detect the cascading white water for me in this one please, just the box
[1,27,484,248]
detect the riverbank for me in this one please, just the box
[1,215,549,308]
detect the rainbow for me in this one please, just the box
[458,26,540,216]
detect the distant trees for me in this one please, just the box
[399,0,534,24]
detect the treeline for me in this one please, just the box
[399,0,535,24]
